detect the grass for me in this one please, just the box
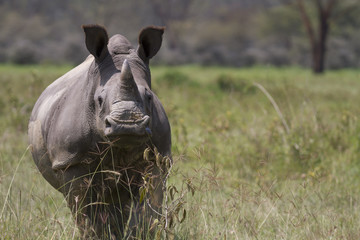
[1,63,360,239]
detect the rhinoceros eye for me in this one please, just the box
[145,88,152,101]
[98,96,104,107]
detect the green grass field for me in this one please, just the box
[1,64,360,239]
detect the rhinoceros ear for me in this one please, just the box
[137,26,165,64]
[82,24,109,62]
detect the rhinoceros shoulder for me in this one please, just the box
[31,56,94,124]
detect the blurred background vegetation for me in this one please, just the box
[1,1,360,238]
[0,0,359,71]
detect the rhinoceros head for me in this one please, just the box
[82,25,164,146]
[95,59,152,143]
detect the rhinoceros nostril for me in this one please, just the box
[105,118,111,128]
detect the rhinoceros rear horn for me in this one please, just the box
[137,26,165,64]
[82,24,109,62]
[119,60,141,100]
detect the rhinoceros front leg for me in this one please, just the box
[61,164,145,239]
[60,165,101,238]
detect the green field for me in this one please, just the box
[1,64,360,239]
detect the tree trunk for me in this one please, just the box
[296,0,336,74]
[313,2,330,74]
[312,42,324,74]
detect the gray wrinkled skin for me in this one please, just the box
[28,25,171,239]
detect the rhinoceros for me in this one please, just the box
[28,25,171,238]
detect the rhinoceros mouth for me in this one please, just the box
[107,115,149,125]
[104,115,151,144]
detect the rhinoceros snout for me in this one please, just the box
[104,114,151,140]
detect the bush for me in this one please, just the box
[216,74,256,94]
[10,40,40,64]
[157,70,198,88]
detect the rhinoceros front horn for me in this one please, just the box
[119,59,141,101]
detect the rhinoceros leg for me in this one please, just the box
[60,163,150,239]
[58,146,167,239]
[60,165,97,238]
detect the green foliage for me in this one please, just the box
[1,65,360,239]
[156,70,198,88]
[257,5,303,37]
[216,74,257,94]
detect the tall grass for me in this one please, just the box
[1,64,360,239]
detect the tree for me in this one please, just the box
[295,0,337,74]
